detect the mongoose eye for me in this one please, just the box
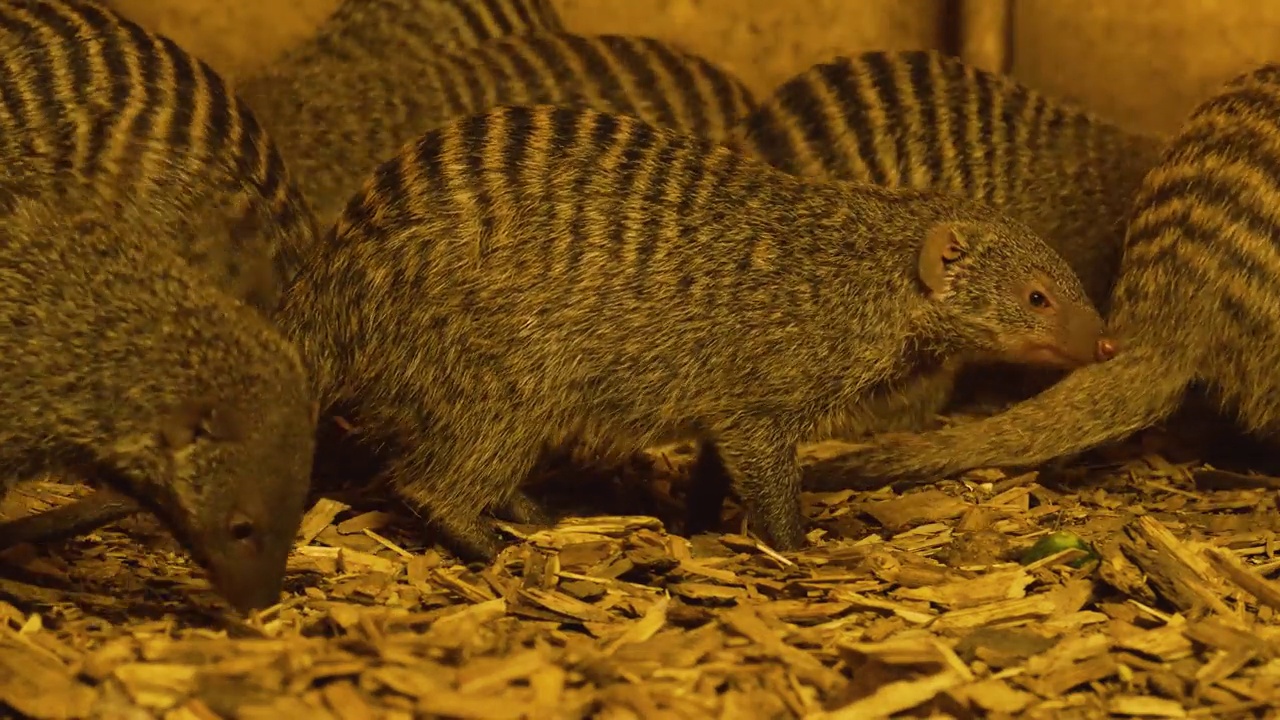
[228,515,256,542]
[193,421,215,440]
[1028,290,1051,309]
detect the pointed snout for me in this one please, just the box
[206,547,290,615]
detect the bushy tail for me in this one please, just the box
[806,346,1192,488]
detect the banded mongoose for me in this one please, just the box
[726,50,1157,434]
[272,104,1110,560]
[0,0,318,311]
[0,180,317,614]
[237,31,757,226]
[802,62,1280,487]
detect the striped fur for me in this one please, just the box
[0,179,316,613]
[0,0,318,312]
[806,62,1280,485]
[280,104,1102,560]
[729,50,1163,313]
[303,0,563,62]
[238,31,756,227]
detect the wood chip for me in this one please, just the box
[5,425,1280,717]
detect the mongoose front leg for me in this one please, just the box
[708,424,807,551]
[491,490,554,525]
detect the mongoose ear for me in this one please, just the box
[160,400,244,450]
[918,223,969,297]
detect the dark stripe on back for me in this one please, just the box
[0,55,31,144]
[861,52,910,184]
[740,104,798,175]
[565,107,601,278]
[120,18,159,173]
[825,59,888,185]
[698,53,748,134]
[607,117,656,262]
[605,37,677,128]
[771,62,843,177]
[78,2,127,176]
[903,52,943,183]
[642,38,707,134]
[500,103,532,193]
[447,0,491,46]
[0,10,64,163]
[970,66,997,197]
[940,60,974,195]
[1191,85,1280,129]
[633,137,674,297]
[458,112,495,256]
[1130,174,1280,298]
[197,61,231,155]
[567,36,636,116]
[998,76,1030,197]
[507,0,535,30]
[29,1,91,112]
[477,0,516,37]
[159,37,196,154]
[508,36,566,95]
[431,54,468,116]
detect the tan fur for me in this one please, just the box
[805,62,1280,487]
[0,0,318,313]
[0,180,316,614]
[238,29,757,228]
[279,104,1104,560]
[726,50,1161,435]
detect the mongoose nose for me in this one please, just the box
[1096,337,1119,362]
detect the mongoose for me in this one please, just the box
[273,104,1109,561]
[0,0,319,311]
[0,179,317,614]
[725,50,1162,437]
[237,31,757,227]
[802,62,1280,487]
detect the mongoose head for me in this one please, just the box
[107,319,318,615]
[916,219,1116,369]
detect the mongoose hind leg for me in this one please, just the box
[491,490,554,525]
[389,431,542,564]
[708,424,807,552]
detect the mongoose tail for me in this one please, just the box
[0,487,140,549]
[805,345,1190,489]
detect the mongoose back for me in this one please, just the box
[237,31,757,226]
[0,179,317,614]
[276,104,1109,561]
[725,50,1158,436]
[295,0,563,59]
[0,0,319,311]
[804,62,1280,486]
[728,50,1163,311]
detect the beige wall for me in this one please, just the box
[106,0,1280,135]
